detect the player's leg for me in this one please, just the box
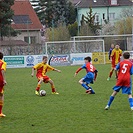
[79,77,95,94]
[114,69,118,79]
[0,90,6,117]
[88,86,95,94]
[107,64,115,80]
[105,90,118,110]
[48,79,59,94]
[128,94,133,111]
[122,86,133,111]
[107,68,114,81]
[79,78,89,90]
[35,78,43,95]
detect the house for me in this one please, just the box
[11,0,42,44]
[76,0,133,25]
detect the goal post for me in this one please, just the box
[45,39,106,64]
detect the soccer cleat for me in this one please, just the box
[131,107,133,111]
[0,113,6,117]
[107,77,110,81]
[86,90,91,94]
[105,105,110,110]
[52,92,59,95]
[86,89,93,94]
[35,90,39,95]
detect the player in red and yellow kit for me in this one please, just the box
[107,45,122,80]
[31,56,61,95]
[105,52,133,111]
[74,56,98,94]
[0,52,7,117]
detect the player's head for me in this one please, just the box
[0,52,3,59]
[123,52,130,59]
[111,44,114,48]
[115,45,119,50]
[84,56,91,63]
[42,56,48,63]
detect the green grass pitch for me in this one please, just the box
[0,64,133,133]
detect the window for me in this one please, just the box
[24,36,36,44]
[103,13,105,20]
[95,14,100,23]
[109,13,115,20]
[110,0,117,5]
[13,15,32,24]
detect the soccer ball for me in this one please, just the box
[39,90,46,96]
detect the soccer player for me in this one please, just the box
[105,52,133,111]
[74,56,98,94]
[0,52,7,117]
[31,56,61,95]
[107,44,122,80]
[108,44,114,60]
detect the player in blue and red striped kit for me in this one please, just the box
[74,56,98,94]
[105,52,133,111]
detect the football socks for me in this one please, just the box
[107,96,114,107]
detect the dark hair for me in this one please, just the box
[84,56,91,62]
[42,56,47,60]
[0,52,3,59]
[123,52,130,59]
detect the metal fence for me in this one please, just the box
[0,34,132,56]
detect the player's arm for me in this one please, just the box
[47,64,61,73]
[74,67,82,77]
[74,64,85,77]
[110,49,114,62]
[1,62,7,85]
[1,70,6,85]
[94,69,98,81]
[31,63,40,77]
[114,63,120,71]
[114,63,120,78]
[53,68,61,73]
[31,67,35,77]
[130,65,133,75]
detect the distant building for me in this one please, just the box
[11,0,42,44]
[0,0,43,55]
[76,0,133,26]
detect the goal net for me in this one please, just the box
[45,39,105,64]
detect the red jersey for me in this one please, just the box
[75,62,98,80]
[82,62,96,73]
[116,60,133,87]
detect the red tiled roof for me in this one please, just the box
[11,0,42,30]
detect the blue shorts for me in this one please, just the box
[113,86,132,94]
[82,72,94,84]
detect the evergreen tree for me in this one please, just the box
[0,0,17,40]
[81,7,101,35]
[31,0,76,27]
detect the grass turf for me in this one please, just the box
[0,64,133,133]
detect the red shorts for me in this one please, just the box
[37,75,50,83]
[111,63,116,69]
